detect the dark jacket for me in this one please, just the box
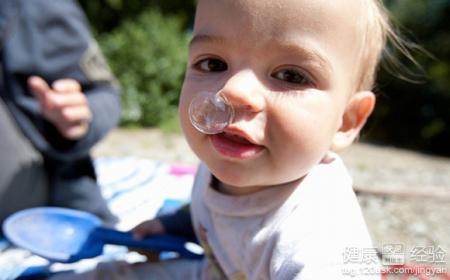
[0,0,120,220]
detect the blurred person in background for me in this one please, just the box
[0,0,120,226]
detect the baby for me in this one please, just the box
[53,0,396,279]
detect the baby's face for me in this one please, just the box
[179,0,373,194]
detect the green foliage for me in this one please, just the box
[98,9,190,126]
[79,0,196,33]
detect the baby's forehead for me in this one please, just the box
[196,0,370,44]
[195,0,371,59]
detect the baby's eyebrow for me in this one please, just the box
[277,42,333,76]
[189,34,226,48]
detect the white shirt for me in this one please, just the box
[191,154,380,280]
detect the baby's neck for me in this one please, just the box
[214,176,305,196]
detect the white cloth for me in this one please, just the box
[191,154,380,280]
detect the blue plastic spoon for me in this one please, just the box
[2,207,203,263]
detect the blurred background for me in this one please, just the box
[79,0,450,157]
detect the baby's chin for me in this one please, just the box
[208,169,262,194]
[210,170,254,188]
[211,168,306,196]
[215,180,273,196]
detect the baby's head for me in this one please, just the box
[179,0,391,194]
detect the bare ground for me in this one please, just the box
[93,128,450,269]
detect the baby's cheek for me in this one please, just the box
[276,128,330,171]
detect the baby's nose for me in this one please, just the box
[188,71,265,135]
[220,70,265,113]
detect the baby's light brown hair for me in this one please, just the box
[357,0,393,91]
[358,0,417,91]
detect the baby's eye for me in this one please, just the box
[271,68,310,85]
[193,58,228,72]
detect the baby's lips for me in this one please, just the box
[222,126,260,146]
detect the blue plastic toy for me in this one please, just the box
[2,207,203,263]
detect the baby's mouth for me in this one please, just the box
[221,132,254,145]
[210,132,264,159]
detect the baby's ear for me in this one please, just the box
[331,91,375,151]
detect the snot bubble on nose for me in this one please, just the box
[189,91,234,135]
